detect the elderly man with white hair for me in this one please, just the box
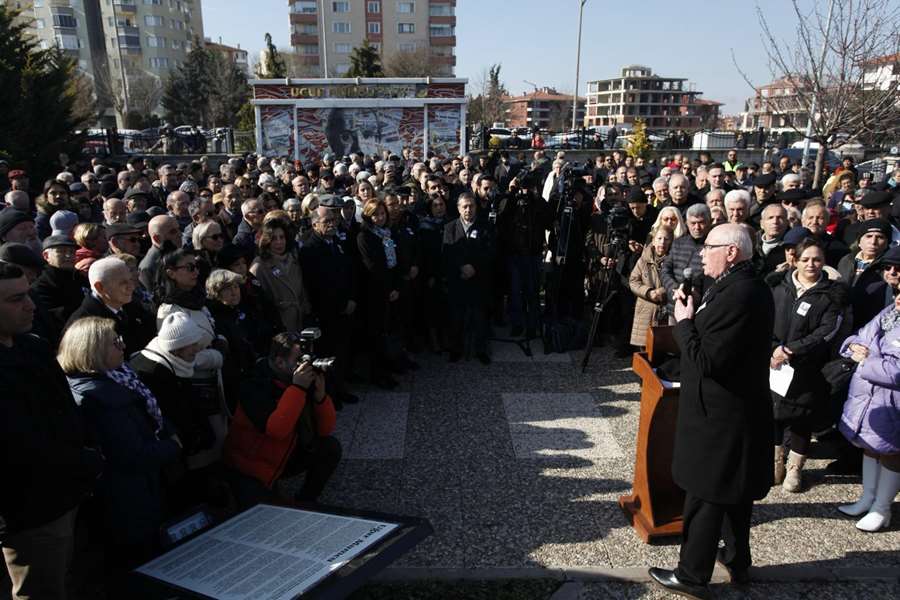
[650,223,775,598]
[66,256,154,355]
[4,190,30,212]
[102,197,127,226]
[723,189,751,224]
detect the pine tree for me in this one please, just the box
[626,118,651,160]
[0,5,89,182]
[347,40,383,77]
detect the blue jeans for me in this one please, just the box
[508,255,542,330]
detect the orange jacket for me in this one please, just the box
[224,379,336,488]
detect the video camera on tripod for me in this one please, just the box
[553,164,590,265]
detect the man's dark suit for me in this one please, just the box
[443,217,495,355]
[671,262,775,585]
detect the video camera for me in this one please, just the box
[297,328,336,373]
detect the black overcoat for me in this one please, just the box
[442,218,495,307]
[672,265,775,504]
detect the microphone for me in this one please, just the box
[681,267,693,305]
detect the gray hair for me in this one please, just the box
[88,256,128,289]
[685,203,711,222]
[205,268,245,300]
[283,198,301,210]
[192,220,220,250]
[241,199,261,217]
[652,177,668,191]
[723,189,751,209]
[705,189,726,203]
[709,223,753,260]
[762,202,787,218]
[5,190,29,211]
[668,173,688,189]
[781,173,801,187]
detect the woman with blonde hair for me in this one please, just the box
[629,226,674,347]
[73,222,108,273]
[60,317,180,567]
[650,206,686,240]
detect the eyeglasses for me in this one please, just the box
[885,265,900,273]
[702,243,734,251]
[173,262,198,272]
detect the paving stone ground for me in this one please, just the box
[288,333,900,596]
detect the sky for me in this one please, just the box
[200,0,808,114]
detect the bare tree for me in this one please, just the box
[383,47,433,77]
[735,0,900,187]
[94,64,163,127]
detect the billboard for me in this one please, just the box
[259,106,294,157]
[295,107,424,165]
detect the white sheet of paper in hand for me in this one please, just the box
[769,364,795,396]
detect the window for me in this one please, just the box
[144,14,164,26]
[429,3,453,16]
[367,1,380,12]
[52,14,78,28]
[332,22,350,33]
[429,24,453,37]
[118,34,140,47]
[55,34,80,49]
[298,44,319,55]
[170,38,180,49]
[149,56,170,69]
[35,18,45,29]
[293,23,317,34]
[334,43,351,53]
[334,63,350,75]
[332,1,350,12]
[398,41,418,52]
[367,21,380,34]
[39,40,49,49]
[397,1,414,13]
[398,22,414,33]
[143,0,161,4]
[292,0,316,13]
[369,42,381,52]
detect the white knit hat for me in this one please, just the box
[157,312,205,351]
[50,210,78,237]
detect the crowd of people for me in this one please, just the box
[1,145,899,597]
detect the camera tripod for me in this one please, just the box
[580,236,625,373]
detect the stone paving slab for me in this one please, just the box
[307,344,900,585]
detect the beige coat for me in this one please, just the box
[250,251,310,332]
[629,246,668,347]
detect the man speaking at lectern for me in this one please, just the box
[649,224,774,599]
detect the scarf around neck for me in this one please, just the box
[371,225,397,269]
[105,364,164,435]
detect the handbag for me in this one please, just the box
[821,357,856,395]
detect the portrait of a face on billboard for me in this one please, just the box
[296,107,424,163]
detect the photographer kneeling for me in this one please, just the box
[224,332,341,507]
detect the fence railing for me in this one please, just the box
[79,128,235,157]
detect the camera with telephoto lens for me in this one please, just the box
[487,188,500,225]
[297,328,336,373]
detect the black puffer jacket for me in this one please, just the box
[770,270,849,423]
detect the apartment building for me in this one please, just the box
[584,65,708,132]
[503,88,585,130]
[288,0,456,77]
[738,77,810,134]
[206,37,251,77]
[6,0,203,124]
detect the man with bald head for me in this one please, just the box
[4,190,30,212]
[650,224,774,598]
[138,215,182,289]
[801,202,849,267]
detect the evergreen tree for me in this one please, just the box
[162,40,249,128]
[0,5,89,182]
[467,64,509,125]
[347,40,383,77]
[257,33,286,78]
[626,118,651,160]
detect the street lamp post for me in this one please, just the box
[319,0,329,77]
[572,0,587,132]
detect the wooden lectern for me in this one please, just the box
[618,326,685,543]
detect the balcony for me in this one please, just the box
[299,56,320,66]
[429,35,455,46]
[290,33,318,45]
[430,55,456,66]
[113,1,137,11]
[290,13,318,24]
[428,15,456,25]
[117,25,140,36]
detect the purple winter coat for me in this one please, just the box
[839,305,900,455]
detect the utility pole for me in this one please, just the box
[320,0,329,77]
[524,79,538,130]
[801,0,835,168]
[111,1,130,127]
[572,0,587,131]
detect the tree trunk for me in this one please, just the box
[812,142,827,191]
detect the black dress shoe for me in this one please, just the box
[716,549,750,584]
[648,568,709,600]
[476,353,491,365]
